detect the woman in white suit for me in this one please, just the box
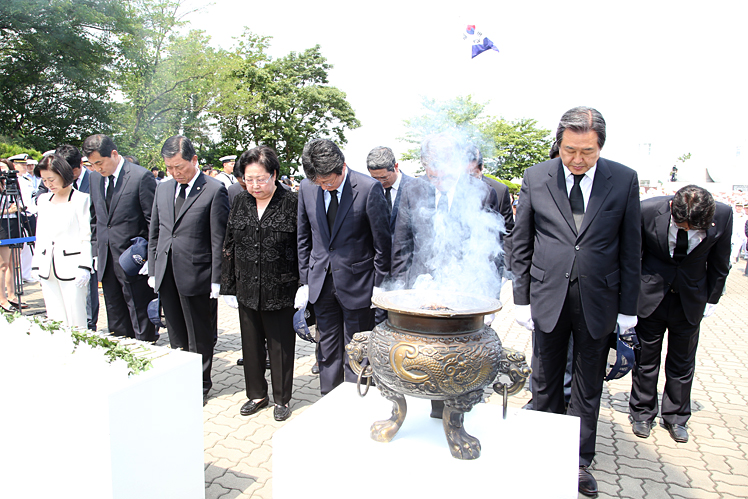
[32,155,92,328]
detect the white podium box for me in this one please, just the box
[274,384,580,499]
[2,343,205,499]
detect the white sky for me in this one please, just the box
[185,0,748,181]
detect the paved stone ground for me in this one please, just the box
[13,264,748,498]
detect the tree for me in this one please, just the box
[0,0,127,150]
[212,37,361,175]
[482,117,553,180]
[399,95,553,179]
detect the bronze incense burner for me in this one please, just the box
[346,290,530,460]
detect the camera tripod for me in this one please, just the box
[0,170,35,313]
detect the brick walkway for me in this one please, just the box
[15,264,748,498]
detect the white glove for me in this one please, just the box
[294,285,309,309]
[93,257,97,272]
[138,260,149,275]
[74,269,90,288]
[30,268,40,281]
[147,276,156,289]
[371,286,384,308]
[703,303,717,318]
[210,283,220,299]
[616,314,638,331]
[223,295,238,309]
[484,313,495,326]
[514,304,534,331]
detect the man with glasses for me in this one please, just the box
[296,139,391,395]
[148,135,230,405]
[629,185,731,444]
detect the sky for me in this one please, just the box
[185,0,748,183]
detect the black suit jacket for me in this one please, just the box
[511,158,641,338]
[391,174,501,290]
[90,160,157,281]
[389,172,415,234]
[482,175,514,233]
[638,196,732,325]
[297,168,391,310]
[149,172,230,296]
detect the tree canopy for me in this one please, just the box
[399,95,553,180]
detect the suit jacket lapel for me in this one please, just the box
[108,165,129,220]
[546,160,577,235]
[655,199,672,259]
[331,171,355,242]
[578,159,613,237]
[175,173,206,225]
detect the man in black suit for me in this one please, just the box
[148,136,230,401]
[629,185,731,443]
[466,145,514,234]
[511,107,641,497]
[83,134,157,341]
[56,144,98,331]
[296,139,391,395]
[365,146,414,236]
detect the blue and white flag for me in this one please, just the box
[463,25,499,59]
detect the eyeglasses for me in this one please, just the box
[244,175,273,185]
[313,175,340,188]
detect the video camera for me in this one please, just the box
[0,169,21,196]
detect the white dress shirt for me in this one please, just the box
[668,217,706,257]
[563,163,596,210]
[387,171,403,210]
[105,155,125,191]
[174,168,201,202]
[324,167,349,212]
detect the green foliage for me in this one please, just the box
[677,152,692,163]
[0,137,43,160]
[213,36,360,175]
[399,96,552,180]
[0,0,127,150]
[485,173,520,194]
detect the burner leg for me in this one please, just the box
[442,390,483,460]
[370,380,407,442]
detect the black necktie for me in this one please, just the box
[327,190,339,232]
[385,187,392,217]
[569,174,585,232]
[105,175,115,210]
[673,228,688,262]
[175,183,187,216]
[72,179,78,191]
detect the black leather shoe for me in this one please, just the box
[311,362,319,375]
[662,421,688,443]
[578,466,598,497]
[630,417,654,438]
[236,358,244,366]
[240,397,268,416]
[274,404,291,421]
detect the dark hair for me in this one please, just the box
[152,167,160,173]
[1,158,14,171]
[237,145,280,179]
[157,171,165,179]
[549,141,560,159]
[124,155,140,165]
[301,139,344,182]
[555,106,606,151]
[81,134,117,158]
[161,135,196,161]
[366,146,396,172]
[671,185,716,230]
[55,144,82,170]
[467,144,483,170]
[37,154,75,188]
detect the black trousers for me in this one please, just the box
[314,273,375,395]
[101,249,156,341]
[238,304,296,405]
[86,269,99,331]
[532,279,610,467]
[629,291,701,426]
[160,254,216,395]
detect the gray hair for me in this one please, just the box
[555,106,606,150]
[467,144,483,170]
[366,146,396,172]
[420,132,467,171]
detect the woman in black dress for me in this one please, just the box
[221,146,298,421]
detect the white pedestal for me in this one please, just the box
[274,384,580,499]
[2,345,205,499]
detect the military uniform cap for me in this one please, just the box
[8,153,28,163]
[219,155,237,163]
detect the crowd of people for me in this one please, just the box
[0,106,735,496]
